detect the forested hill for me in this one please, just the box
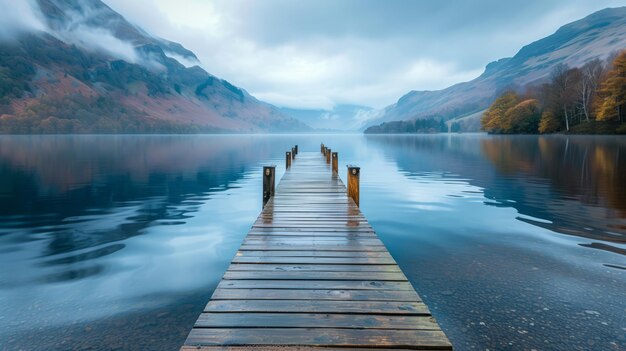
[0,0,310,133]
[365,7,626,133]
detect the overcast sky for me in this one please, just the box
[100,0,623,109]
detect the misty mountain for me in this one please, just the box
[366,7,626,132]
[0,0,309,133]
[280,104,375,131]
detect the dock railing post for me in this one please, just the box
[263,165,276,207]
[295,145,298,155]
[286,151,291,169]
[321,143,324,154]
[326,148,331,164]
[292,147,296,160]
[332,152,338,174]
[347,165,360,207]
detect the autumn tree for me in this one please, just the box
[538,111,560,133]
[505,99,541,133]
[596,50,626,122]
[481,91,519,133]
[579,59,605,121]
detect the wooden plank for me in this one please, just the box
[227,264,402,272]
[185,328,451,349]
[216,280,415,290]
[240,245,388,252]
[204,300,430,315]
[194,313,437,329]
[234,250,393,258]
[223,271,408,281]
[231,256,397,265]
[210,289,420,301]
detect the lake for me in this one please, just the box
[0,134,624,351]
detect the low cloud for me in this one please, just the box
[0,0,47,41]
[57,25,138,63]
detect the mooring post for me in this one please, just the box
[321,143,324,153]
[326,148,331,164]
[295,145,298,155]
[332,152,338,174]
[286,151,291,169]
[292,147,296,160]
[347,165,360,207]
[324,147,328,157]
[263,165,276,207]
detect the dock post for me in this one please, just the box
[286,151,291,169]
[292,147,296,160]
[263,165,276,207]
[332,152,338,174]
[295,145,298,155]
[321,143,324,153]
[347,165,360,207]
[326,148,331,164]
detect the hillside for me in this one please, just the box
[366,7,626,132]
[280,104,375,131]
[0,0,310,133]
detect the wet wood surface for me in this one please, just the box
[183,152,452,350]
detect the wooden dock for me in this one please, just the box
[182,148,452,350]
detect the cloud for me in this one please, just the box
[0,0,47,40]
[163,51,200,68]
[57,25,139,63]
[102,0,623,110]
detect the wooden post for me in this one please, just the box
[326,148,331,164]
[292,147,296,160]
[263,165,276,207]
[321,143,324,153]
[347,165,360,207]
[332,152,338,174]
[323,147,328,157]
[295,145,298,155]
[286,151,291,169]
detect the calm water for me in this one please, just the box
[0,134,624,351]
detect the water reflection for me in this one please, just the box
[367,134,626,245]
[0,134,624,351]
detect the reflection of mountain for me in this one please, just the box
[0,0,309,133]
[366,135,626,246]
[0,136,277,262]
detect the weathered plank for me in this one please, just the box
[185,328,451,349]
[182,151,452,350]
[210,289,420,301]
[194,313,437,329]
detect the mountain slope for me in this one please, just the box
[280,104,375,131]
[0,0,309,133]
[368,7,626,132]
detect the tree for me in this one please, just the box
[596,50,626,122]
[505,99,540,133]
[538,111,560,133]
[481,91,519,133]
[579,59,605,121]
[548,63,580,131]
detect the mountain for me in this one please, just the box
[280,104,375,131]
[0,0,310,133]
[366,7,626,132]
